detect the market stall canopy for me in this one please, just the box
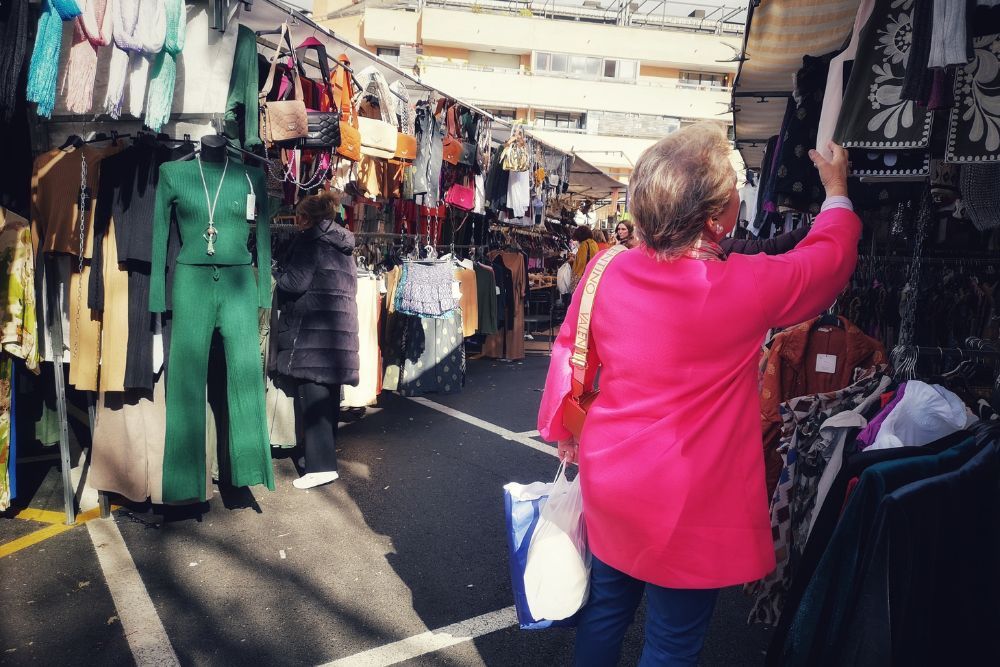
[732,0,861,169]
[566,154,625,199]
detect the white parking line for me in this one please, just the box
[319,606,518,667]
[404,397,558,458]
[87,519,180,667]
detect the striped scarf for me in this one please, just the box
[26,0,82,118]
[144,0,184,131]
[62,0,114,114]
[103,0,165,119]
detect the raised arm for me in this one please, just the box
[722,224,809,256]
[747,144,860,328]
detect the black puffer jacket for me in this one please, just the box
[271,220,360,386]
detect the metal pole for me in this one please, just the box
[45,258,76,526]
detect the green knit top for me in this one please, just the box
[150,158,271,312]
[223,25,262,150]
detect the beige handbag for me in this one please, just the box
[358,116,398,159]
[259,24,308,148]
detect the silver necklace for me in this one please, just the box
[196,156,229,256]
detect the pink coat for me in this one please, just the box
[537,208,861,589]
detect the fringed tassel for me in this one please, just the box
[27,0,82,118]
[143,0,184,132]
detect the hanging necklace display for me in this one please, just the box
[196,155,229,256]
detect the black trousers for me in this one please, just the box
[294,380,341,474]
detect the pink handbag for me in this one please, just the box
[445,183,475,211]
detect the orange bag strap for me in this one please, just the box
[334,54,359,129]
[569,244,628,399]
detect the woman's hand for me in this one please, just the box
[809,141,849,198]
[558,438,579,464]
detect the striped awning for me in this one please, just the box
[732,0,861,168]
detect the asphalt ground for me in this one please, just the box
[1,356,772,666]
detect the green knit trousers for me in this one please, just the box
[163,264,274,502]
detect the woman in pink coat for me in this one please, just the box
[537,123,858,666]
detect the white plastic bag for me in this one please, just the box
[523,462,591,621]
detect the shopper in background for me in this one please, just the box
[593,229,611,252]
[571,225,600,285]
[615,220,638,249]
[272,191,360,490]
[538,123,858,665]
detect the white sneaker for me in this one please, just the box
[292,471,340,489]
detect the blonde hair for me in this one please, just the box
[629,123,734,258]
[295,190,343,227]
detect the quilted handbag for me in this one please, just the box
[333,54,361,162]
[445,183,475,211]
[295,39,341,150]
[259,24,308,148]
[561,245,628,440]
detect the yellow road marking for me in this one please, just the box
[15,508,67,524]
[1,506,118,558]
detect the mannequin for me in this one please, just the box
[151,140,274,502]
[199,134,227,162]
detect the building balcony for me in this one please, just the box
[417,61,731,121]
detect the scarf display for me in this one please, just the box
[62,0,114,114]
[144,0,185,131]
[26,0,82,118]
[0,0,30,121]
[356,65,398,123]
[103,0,165,119]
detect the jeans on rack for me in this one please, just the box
[574,556,719,667]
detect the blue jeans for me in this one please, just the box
[574,556,719,667]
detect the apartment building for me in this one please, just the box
[313,0,745,184]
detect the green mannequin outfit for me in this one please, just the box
[152,158,273,502]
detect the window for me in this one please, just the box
[483,108,517,121]
[603,60,618,79]
[377,47,400,65]
[534,51,550,71]
[534,51,635,82]
[536,111,585,130]
[551,53,567,73]
[679,71,729,89]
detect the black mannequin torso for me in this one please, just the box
[200,135,227,162]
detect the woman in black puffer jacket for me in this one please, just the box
[272,191,359,489]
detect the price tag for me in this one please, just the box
[246,193,256,220]
[495,286,501,296]
[816,354,838,374]
[452,281,463,299]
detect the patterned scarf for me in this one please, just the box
[683,237,726,262]
[62,0,114,114]
[143,0,184,131]
[26,0,82,118]
[103,0,165,119]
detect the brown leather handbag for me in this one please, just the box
[442,104,464,166]
[333,54,361,162]
[562,245,628,440]
[259,24,308,148]
[395,128,417,161]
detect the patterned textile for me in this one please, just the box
[0,356,11,510]
[394,261,458,318]
[946,33,1000,162]
[748,369,890,625]
[0,209,38,371]
[398,312,465,396]
[773,54,833,215]
[835,0,934,150]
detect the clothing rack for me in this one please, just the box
[857,254,1000,267]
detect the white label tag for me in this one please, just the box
[816,354,838,374]
[452,281,463,299]
[495,286,501,296]
[246,193,256,220]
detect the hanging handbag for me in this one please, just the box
[294,39,341,151]
[259,24,309,148]
[355,70,399,159]
[459,109,478,166]
[561,245,628,440]
[445,182,475,211]
[442,104,463,166]
[333,54,362,162]
[501,131,530,172]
